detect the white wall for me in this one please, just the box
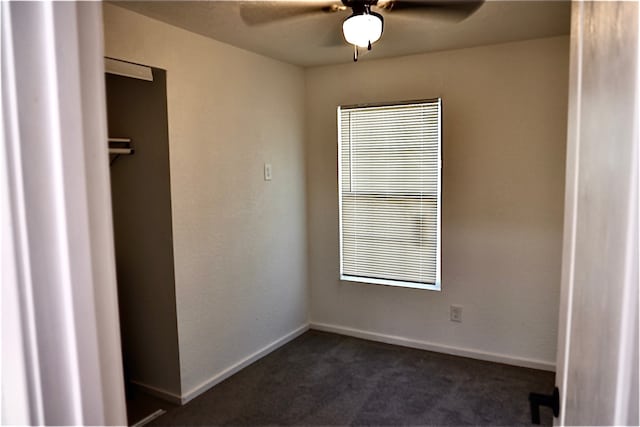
[306,36,569,369]
[103,4,308,398]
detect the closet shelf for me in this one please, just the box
[109,147,134,155]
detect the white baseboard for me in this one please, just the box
[310,322,556,372]
[130,380,182,405]
[181,324,310,404]
[131,409,166,427]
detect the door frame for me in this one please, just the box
[1,2,126,424]
[555,2,639,425]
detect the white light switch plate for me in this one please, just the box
[264,163,272,181]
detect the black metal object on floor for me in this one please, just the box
[529,387,560,424]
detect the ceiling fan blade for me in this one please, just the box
[375,0,484,21]
[240,1,345,26]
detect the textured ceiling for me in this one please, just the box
[113,0,571,67]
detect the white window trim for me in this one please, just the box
[337,99,442,291]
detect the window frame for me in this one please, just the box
[337,99,442,291]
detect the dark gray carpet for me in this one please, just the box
[151,330,555,426]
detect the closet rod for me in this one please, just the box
[108,137,134,156]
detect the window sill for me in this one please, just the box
[340,275,441,291]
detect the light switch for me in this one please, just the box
[264,163,272,181]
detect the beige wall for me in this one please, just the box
[103,4,308,397]
[305,36,569,368]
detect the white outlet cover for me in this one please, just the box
[450,305,463,322]
[264,163,272,181]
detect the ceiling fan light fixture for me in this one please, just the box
[342,11,384,48]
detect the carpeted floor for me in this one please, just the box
[126,388,174,426]
[150,330,555,426]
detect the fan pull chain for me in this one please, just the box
[368,40,372,51]
[353,45,358,62]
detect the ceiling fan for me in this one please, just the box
[239,0,485,62]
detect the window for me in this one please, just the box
[338,99,442,291]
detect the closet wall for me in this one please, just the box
[106,68,181,396]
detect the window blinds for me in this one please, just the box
[338,100,442,290]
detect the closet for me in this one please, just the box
[105,58,180,425]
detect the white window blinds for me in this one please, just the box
[338,100,442,290]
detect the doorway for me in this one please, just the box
[105,59,180,426]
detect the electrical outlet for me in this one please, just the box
[450,305,463,322]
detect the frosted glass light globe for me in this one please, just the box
[342,13,383,48]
